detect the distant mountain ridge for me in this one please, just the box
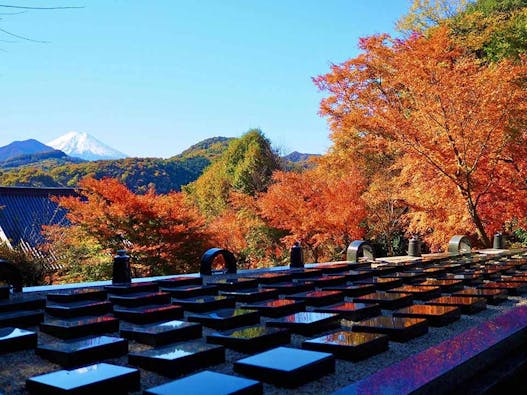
[0,135,318,193]
[0,139,57,162]
[47,131,128,161]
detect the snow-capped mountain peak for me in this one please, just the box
[47,131,128,161]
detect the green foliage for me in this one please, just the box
[184,129,283,217]
[175,136,234,161]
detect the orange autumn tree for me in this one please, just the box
[47,177,211,276]
[208,192,287,268]
[257,166,366,262]
[314,26,527,249]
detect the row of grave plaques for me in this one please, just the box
[1,251,527,393]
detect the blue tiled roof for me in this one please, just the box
[0,186,77,248]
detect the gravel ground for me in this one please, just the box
[1,266,527,394]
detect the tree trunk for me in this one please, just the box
[467,200,491,247]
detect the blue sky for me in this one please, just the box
[1,0,411,158]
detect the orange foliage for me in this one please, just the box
[53,177,212,275]
[208,192,286,268]
[314,26,527,249]
[257,167,366,262]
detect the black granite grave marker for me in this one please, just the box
[108,291,171,307]
[156,276,202,288]
[160,284,219,298]
[348,316,428,342]
[128,341,225,377]
[26,362,140,394]
[313,301,381,321]
[241,299,306,318]
[104,281,158,295]
[36,335,128,368]
[0,327,37,353]
[206,325,291,353]
[287,290,345,306]
[45,300,113,318]
[219,288,280,303]
[426,296,486,315]
[393,304,461,326]
[233,346,335,388]
[112,304,183,324]
[119,320,202,346]
[40,315,120,339]
[353,291,414,310]
[47,288,107,303]
[0,310,44,328]
[205,278,259,291]
[265,312,340,336]
[302,330,389,361]
[143,370,262,395]
[170,295,235,312]
[187,308,260,330]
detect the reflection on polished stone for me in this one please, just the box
[302,330,388,361]
[40,315,120,339]
[426,296,486,315]
[293,275,348,287]
[26,362,140,394]
[207,324,291,353]
[353,291,414,310]
[113,304,183,324]
[0,295,46,313]
[144,370,263,395]
[0,327,37,353]
[380,271,426,284]
[343,270,374,281]
[325,284,376,297]
[241,299,306,317]
[128,341,225,377]
[187,308,260,330]
[313,302,381,321]
[120,319,202,346]
[288,268,324,279]
[104,281,159,295]
[45,300,113,318]
[160,284,218,298]
[386,285,442,301]
[266,312,340,336]
[348,316,428,342]
[205,278,259,291]
[393,304,461,326]
[233,346,335,388]
[417,279,464,293]
[36,335,128,368]
[171,295,235,312]
[287,290,345,306]
[479,281,527,295]
[314,263,353,274]
[156,276,202,288]
[245,272,293,284]
[260,281,315,295]
[0,310,44,328]
[355,277,404,290]
[442,273,483,286]
[47,287,107,302]
[109,291,171,307]
[219,287,280,303]
[452,288,508,305]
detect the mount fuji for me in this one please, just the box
[47,131,128,161]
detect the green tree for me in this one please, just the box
[185,129,282,217]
